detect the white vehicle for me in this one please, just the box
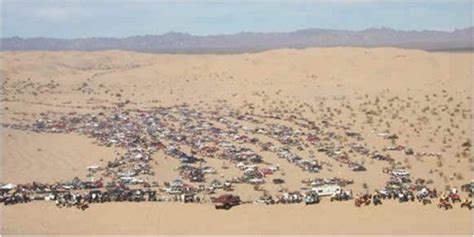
[269,165,280,172]
[86,165,101,171]
[219,141,233,147]
[44,193,56,201]
[118,171,136,177]
[166,186,183,195]
[236,162,246,170]
[311,185,342,197]
[120,177,143,184]
[210,180,224,189]
[391,169,410,177]
[1,183,17,190]
[243,164,257,171]
[202,167,217,174]
[377,132,390,138]
[248,178,265,185]
[62,185,74,190]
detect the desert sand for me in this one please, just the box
[1,202,472,235]
[1,48,473,235]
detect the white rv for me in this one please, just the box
[311,185,342,197]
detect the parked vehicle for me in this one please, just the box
[272,178,285,184]
[391,169,410,177]
[330,190,352,201]
[304,191,320,205]
[147,191,157,201]
[311,185,342,197]
[350,164,366,172]
[166,186,183,195]
[254,195,275,205]
[213,194,241,210]
[460,199,472,210]
[437,200,453,210]
[461,181,474,197]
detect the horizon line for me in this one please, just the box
[3,26,473,40]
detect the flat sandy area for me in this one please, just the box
[1,202,472,235]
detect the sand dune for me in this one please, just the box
[1,128,119,183]
[1,48,473,235]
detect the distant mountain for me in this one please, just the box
[2,27,473,53]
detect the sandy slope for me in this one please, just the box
[2,48,471,108]
[1,128,119,183]
[0,48,473,235]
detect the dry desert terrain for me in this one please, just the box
[0,48,473,235]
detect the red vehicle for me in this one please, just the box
[259,168,273,175]
[449,193,461,203]
[212,194,241,210]
[306,135,320,144]
[437,200,453,210]
[355,194,371,207]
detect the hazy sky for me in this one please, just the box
[2,0,473,38]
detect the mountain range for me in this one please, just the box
[2,27,473,53]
